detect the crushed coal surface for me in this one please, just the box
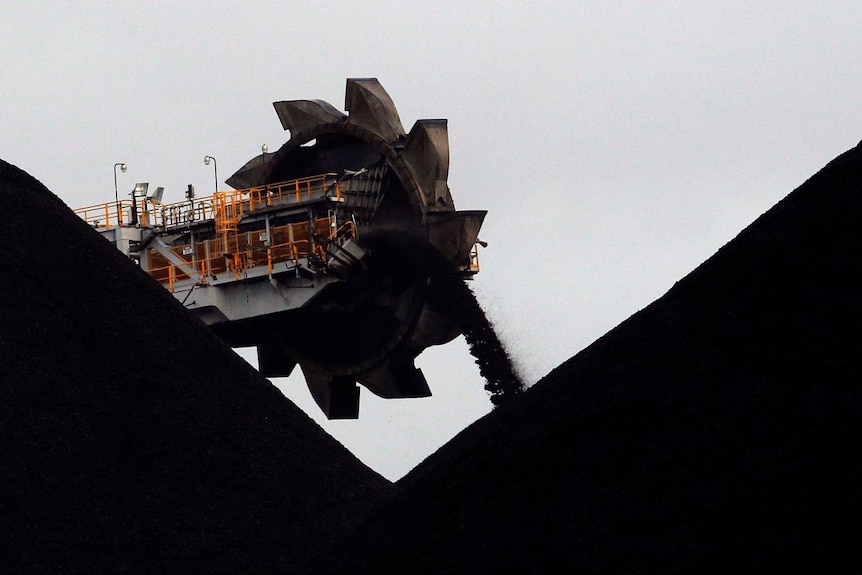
[307,140,862,573]
[0,159,395,574]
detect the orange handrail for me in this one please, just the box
[74,173,342,231]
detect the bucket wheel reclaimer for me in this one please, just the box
[214,78,486,419]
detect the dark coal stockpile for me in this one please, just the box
[0,158,394,574]
[7,133,862,574]
[308,140,862,573]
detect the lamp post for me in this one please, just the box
[261,144,268,193]
[204,155,218,193]
[113,162,127,225]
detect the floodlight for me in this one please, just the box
[132,183,149,197]
[204,156,218,192]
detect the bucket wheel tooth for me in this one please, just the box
[302,369,361,420]
[272,99,347,134]
[356,353,431,400]
[402,119,452,209]
[344,78,406,141]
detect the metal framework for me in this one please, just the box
[74,78,486,420]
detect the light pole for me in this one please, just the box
[261,144,268,193]
[204,155,218,193]
[113,162,127,225]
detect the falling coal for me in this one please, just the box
[445,278,525,405]
[364,229,525,405]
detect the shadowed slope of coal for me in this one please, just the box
[310,141,862,573]
[0,159,395,573]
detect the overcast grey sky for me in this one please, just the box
[3,1,861,480]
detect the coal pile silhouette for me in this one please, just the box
[308,141,862,573]
[0,159,394,573]
[5,136,862,573]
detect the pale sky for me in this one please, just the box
[3,1,861,480]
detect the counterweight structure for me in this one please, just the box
[75,78,486,419]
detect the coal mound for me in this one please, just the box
[0,159,394,574]
[308,141,862,572]
[6,136,862,573]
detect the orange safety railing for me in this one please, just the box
[74,199,133,229]
[74,173,342,231]
[213,191,240,234]
[204,173,341,221]
[74,198,168,229]
[469,244,481,273]
[145,213,356,289]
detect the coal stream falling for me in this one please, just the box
[422,243,524,405]
[448,278,525,405]
[366,228,524,406]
